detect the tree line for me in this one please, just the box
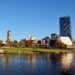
[0,39,66,49]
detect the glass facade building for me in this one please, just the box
[60,16,72,40]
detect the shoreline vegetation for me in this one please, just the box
[0,47,73,54]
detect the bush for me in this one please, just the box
[50,40,66,49]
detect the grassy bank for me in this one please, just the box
[0,47,72,54]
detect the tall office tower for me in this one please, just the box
[60,16,72,40]
[7,31,11,41]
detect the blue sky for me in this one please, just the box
[0,0,75,40]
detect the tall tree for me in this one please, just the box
[13,40,19,48]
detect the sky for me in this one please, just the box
[0,0,75,41]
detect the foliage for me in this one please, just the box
[50,40,66,49]
[13,40,19,48]
[0,40,3,47]
[6,40,12,47]
[19,39,26,47]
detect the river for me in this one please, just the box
[0,52,74,75]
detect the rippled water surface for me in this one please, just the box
[0,52,74,75]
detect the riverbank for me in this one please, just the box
[0,47,73,54]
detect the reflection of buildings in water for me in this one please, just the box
[49,52,73,75]
[0,54,11,65]
[61,52,73,75]
[2,54,11,75]
[40,53,50,62]
[50,52,61,65]
[0,54,4,60]
[0,54,12,75]
[27,52,36,64]
[61,52,73,69]
[49,52,62,75]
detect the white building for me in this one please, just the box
[26,35,36,41]
[59,36,73,48]
[2,40,7,45]
[26,35,37,47]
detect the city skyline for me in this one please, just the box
[0,0,75,40]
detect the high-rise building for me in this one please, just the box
[60,16,72,40]
[7,31,11,41]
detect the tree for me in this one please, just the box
[25,40,31,47]
[6,40,12,47]
[50,40,66,49]
[37,40,42,48]
[0,40,3,47]
[19,39,26,47]
[13,40,19,48]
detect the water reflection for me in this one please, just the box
[61,52,73,75]
[0,54,12,75]
[27,53,36,64]
[0,52,74,75]
[49,52,61,75]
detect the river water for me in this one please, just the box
[0,52,74,75]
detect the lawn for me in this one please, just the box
[0,47,72,54]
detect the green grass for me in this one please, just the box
[0,47,71,54]
[0,47,33,54]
